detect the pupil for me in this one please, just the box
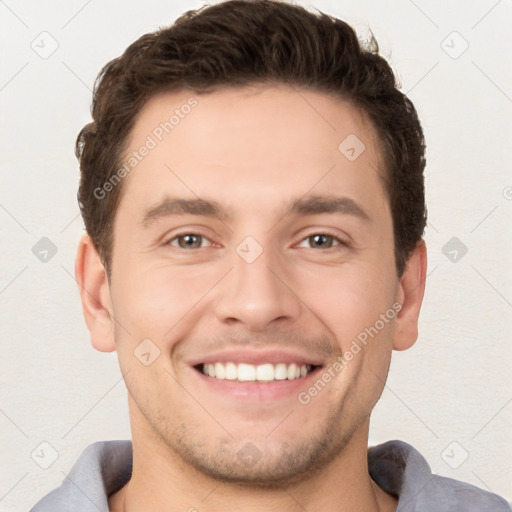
[181,235,200,248]
[312,234,331,248]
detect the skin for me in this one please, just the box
[75,84,427,512]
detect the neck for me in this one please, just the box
[108,422,397,512]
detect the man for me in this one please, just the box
[30,0,510,510]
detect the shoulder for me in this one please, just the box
[368,440,510,512]
[29,440,132,512]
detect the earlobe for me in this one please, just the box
[74,234,116,352]
[393,240,427,351]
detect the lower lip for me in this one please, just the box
[190,366,324,402]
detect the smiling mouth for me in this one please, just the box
[194,362,319,382]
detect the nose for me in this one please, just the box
[214,240,302,332]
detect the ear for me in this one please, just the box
[393,240,427,351]
[74,234,116,352]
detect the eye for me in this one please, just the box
[165,232,347,250]
[296,233,346,249]
[167,233,213,249]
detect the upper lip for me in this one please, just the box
[186,348,326,367]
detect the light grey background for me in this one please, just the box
[0,1,511,510]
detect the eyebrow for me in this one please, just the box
[140,194,370,228]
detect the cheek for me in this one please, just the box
[316,266,397,402]
[295,262,398,343]
[111,260,223,344]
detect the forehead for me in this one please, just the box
[117,84,387,221]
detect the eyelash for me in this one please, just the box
[165,231,349,251]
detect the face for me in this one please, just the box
[103,84,405,485]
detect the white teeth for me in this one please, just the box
[214,362,225,379]
[256,363,274,381]
[200,362,315,382]
[225,362,237,380]
[274,363,287,380]
[287,364,297,380]
[237,363,256,382]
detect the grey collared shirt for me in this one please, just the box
[30,439,510,511]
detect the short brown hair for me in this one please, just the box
[76,0,426,278]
